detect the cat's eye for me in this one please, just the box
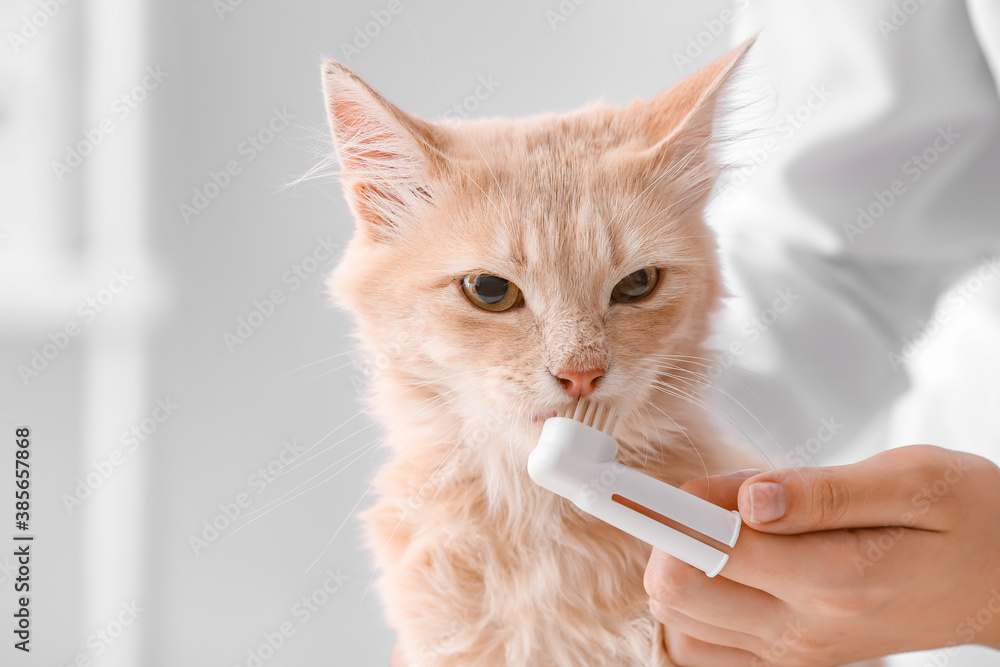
[612,267,660,304]
[461,274,524,312]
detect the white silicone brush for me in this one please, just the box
[527,398,741,577]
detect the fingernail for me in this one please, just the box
[748,482,788,523]
[725,468,762,478]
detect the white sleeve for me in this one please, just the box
[707,0,1000,467]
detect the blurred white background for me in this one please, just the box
[1,1,998,666]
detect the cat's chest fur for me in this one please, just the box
[361,422,711,666]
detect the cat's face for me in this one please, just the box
[323,44,750,448]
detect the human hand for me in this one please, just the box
[645,445,1000,666]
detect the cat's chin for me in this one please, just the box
[498,410,562,451]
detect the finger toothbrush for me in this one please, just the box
[527,398,741,577]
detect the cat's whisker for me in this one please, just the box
[255,419,378,483]
[654,355,762,408]
[645,383,711,424]
[648,353,717,365]
[277,365,506,486]
[290,366,497,474]
[649,358,769,399]
[650,379,714,415]
[656,371,710,396]
[228,377,485,531]
[648,364,710,382]
[250,372,485,484]
[647,366,710,381]
[220,437,384,544]
[293,366,496,469]
[225,388,476,551]
[311,389,484,575]
[260,370,486,548]
[648,359,768,396]
[638,395,709,482]
[649,377,789,479]
[647,365,709,394]
[651,355,782,389]
[679,380,785,473]
[646,378,722,430]
[291,343,457,387]
[272,347,362,378]
[625,397,653,468]
[394,366,506,394]
[634,400,659,468]
[302,356,377,383]
[306,476,377,573]
[649,360,787,471]
[650,354,771,397]
[646,358,710,375]
[646,360,713,378]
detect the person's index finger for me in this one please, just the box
[717,522,862,593]
[736,447,965,535]
[718,517,950,599]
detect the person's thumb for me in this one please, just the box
[736,446,962,534]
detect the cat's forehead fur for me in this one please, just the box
[408,108,709,306]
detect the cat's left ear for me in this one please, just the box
[636,37,757,207]
[321,60,444,242]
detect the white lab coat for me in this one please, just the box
[708,2,1000,665]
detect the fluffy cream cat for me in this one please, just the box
[321,41,760,666]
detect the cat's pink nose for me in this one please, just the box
[555,367,604,399]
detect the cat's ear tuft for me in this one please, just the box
[636,37,757,209]
[321,59,441,242]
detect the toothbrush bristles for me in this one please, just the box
[561,398,618,435]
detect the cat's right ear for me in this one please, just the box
[321,60,442,242]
